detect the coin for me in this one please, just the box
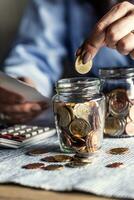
[73,155,93,163]
[69,118,91,138]
[42,165,63,171]
[65,161,90,168]
[107,147,129,155]
[73,103,91,122]
[129,105,134,121]
[41,155,72,162]
[105,162,124,168]
[22,163,44,169]
[125,122,134,136]
[57,106,72,127]
[104,116,124,137]
[75,55,92,74]
[41,156,56,162]
[86,131,98,153]
[109,89,129,117]
[126,116,131,123]
[26,148,47,156]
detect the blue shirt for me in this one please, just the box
[4,0,133,97]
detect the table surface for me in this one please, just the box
[0,185,120,200]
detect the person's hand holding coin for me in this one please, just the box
[0,77,49,124]
[76,1,134,73]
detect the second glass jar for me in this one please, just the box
[99,67,134,138]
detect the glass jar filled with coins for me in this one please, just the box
[99,67,134,138]
[53,77,105,157]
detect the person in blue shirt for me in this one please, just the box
[1,0,134,124]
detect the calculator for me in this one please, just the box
[0,125,56,148]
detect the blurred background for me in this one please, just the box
[0,0,27,65]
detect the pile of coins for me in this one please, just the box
[104,88,134,137]
[22,150,93,170]
[54,100,104,155]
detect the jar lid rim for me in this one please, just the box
[56,77,100,89]
[99,67,134,78]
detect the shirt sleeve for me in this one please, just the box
[4,0,67,97]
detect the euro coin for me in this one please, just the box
[105,162,124,168]
[75,56,92,74]
[41,155,72,162]
[73,155,93,163]
[107,147,129,155]
[26,148,47,156]
[42,165,63,171]
[125,122,134,136]
[69,118,91,138]
[109,89,129,117]
[57,106,72,127]
[104,116,124,137]
[22,163,44,169]
[65,161,90,168]
[86,131,98,153]
[129,105,134,121]
[73,103,91,122]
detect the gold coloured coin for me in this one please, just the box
[69,118,91,138]
[104,116,124,137]
[57,106,72,127]
[107,147,129,155]
[65,161,90,168]
[129,105,134,121]
[86,131,98,153]
[26,148,47,156]
[125,122,134,136]
[41,155,72,162]
[75,56,92,74]
[22,163,44,169]
[73,155,93,163]
[109,89,129,117]
[42,165,63,171]
[73,103,91,122]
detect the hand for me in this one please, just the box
[0,77,49,124]
[76,1,134,63]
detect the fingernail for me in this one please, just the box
[75,48,82,57]
[82,51,91,64]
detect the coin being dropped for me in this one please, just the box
[22,163,44,169]
[75,55,92,74]
[105,162,124,168]
[42,165,63,171]
[125,122,134,136]
[69,118,91,138]
[57,106,72,127]
[107,147,129,155]
[26,148,47,156]
[41,155,72,162]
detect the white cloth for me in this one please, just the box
[0,135,134,199]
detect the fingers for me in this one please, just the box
[76,1,134,61]
[96,1,133,32]
[116,32,134,55]
[105,11,134,48]
[0,86,24,104]
[0,101,48,114]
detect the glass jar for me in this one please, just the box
[99,67,134,138]
[53,77,105,157]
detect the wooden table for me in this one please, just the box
[0,185,120,200]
